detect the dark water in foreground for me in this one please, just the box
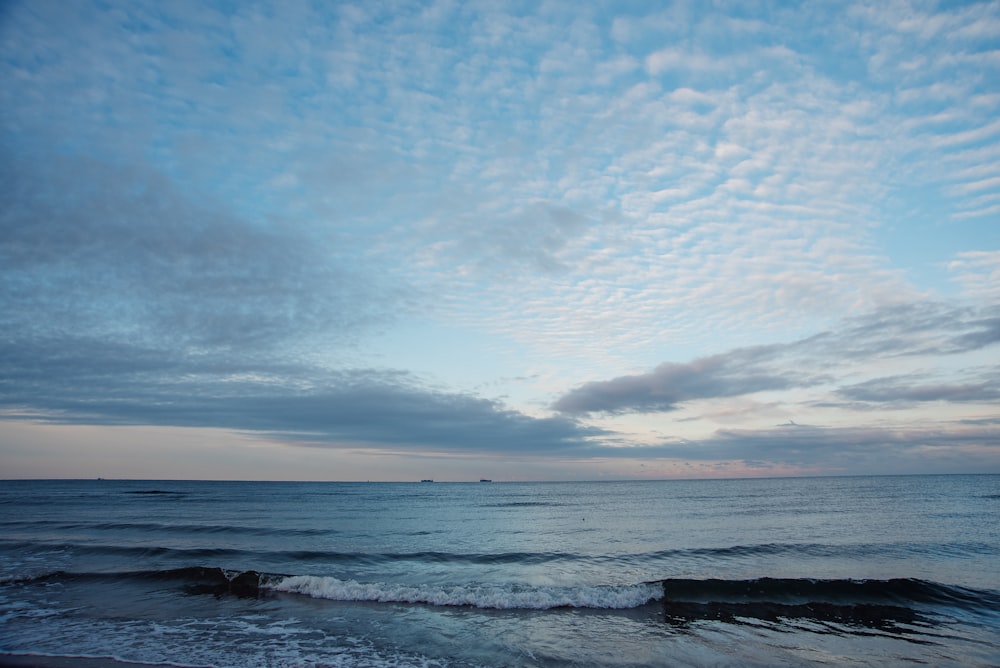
[1,476,998,667]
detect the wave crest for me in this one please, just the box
[269,575,662,610]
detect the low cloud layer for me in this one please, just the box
[588,421,1000,474]
[555,302,1000,416]
[836,374,1000,406]
[1,334,600,454]
[553,346,825,414]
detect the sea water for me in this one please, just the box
[1,476,998,667]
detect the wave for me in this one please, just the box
[12,568,997,621]
[476,502,567,508]
[276,541,994,564]
[3,567,278,597]
[655,577,1000,630]
[270,575,661,610]
[0,519,338,537]
[4,540,996,586]
[2,567,660,610]
[644,541,999,560]
[0,540,586,566]
[298,539,991,564]
[272,575,1000,618]
[282,549,585,565]
[659,577,992,607]
[123,490,187,495]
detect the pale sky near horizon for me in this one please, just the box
[2,0,999,481]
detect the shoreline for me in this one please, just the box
[0,655,196,668]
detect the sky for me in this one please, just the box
[1,0,999,481]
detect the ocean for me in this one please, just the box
[1,476,998,667]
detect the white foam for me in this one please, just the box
[2,614,447,668]
[269,576,662,610]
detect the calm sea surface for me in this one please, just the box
[1,476,998,666]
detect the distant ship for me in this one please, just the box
[480,479,492,483]
[420,479,433,483]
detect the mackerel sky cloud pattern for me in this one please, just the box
[1,0,998,480]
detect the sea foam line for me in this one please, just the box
[268,575,663,610]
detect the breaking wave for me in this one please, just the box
[14,567,996,619]
[270,575,662,610]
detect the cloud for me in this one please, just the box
[419,200,595,276]
[836,374,1000,406]
[553,345,824,415]
[1,0,998,478]
[810,301,1000,358]
[949,251,1000,301]
[554,301,1000,415]
[602,421,1000,472]
[0,335,601,454]
[6,0,989,378]
[0,151,402,353]
[0,147,603,455]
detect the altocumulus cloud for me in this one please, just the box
[0,153,393,352]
